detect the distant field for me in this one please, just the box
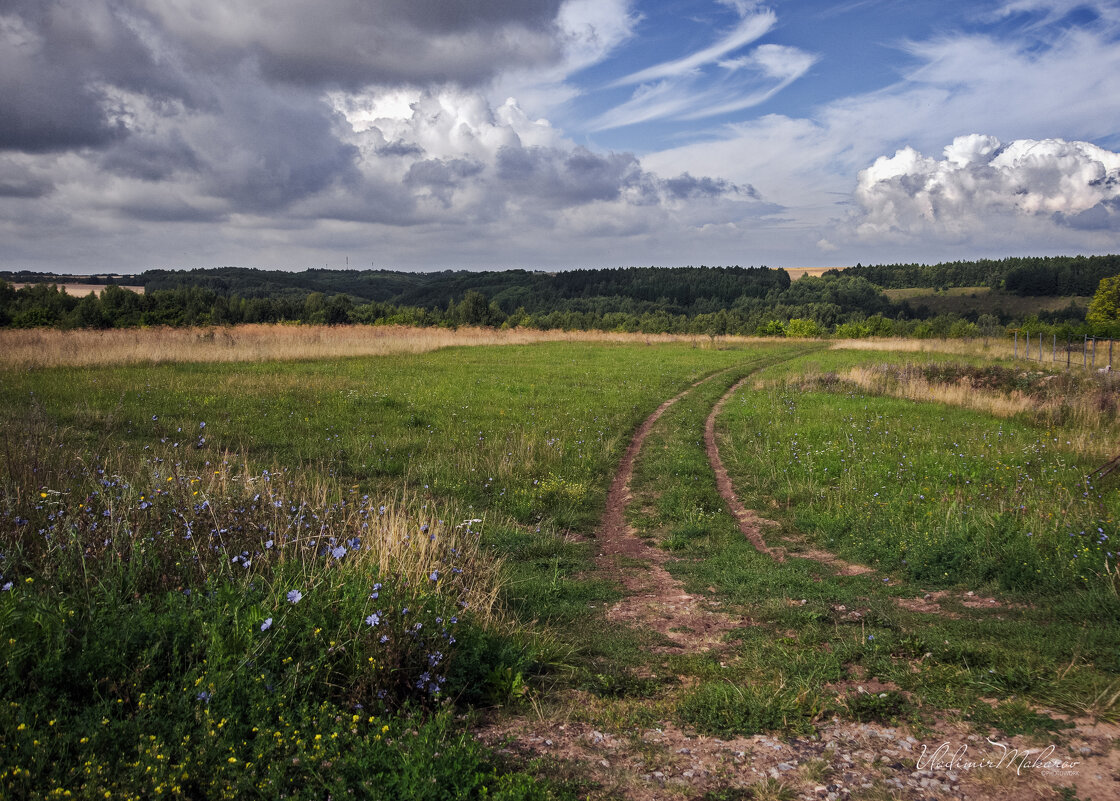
[884,285,1089,316]
[784,266,841,280]
[10,282,145,295]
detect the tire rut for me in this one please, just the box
[594,366,744,652]
[704,374,784,561]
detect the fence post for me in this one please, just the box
[1067,339,1071,369]
[1084,335,1088,367]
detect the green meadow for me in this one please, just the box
[1,335,1117,800]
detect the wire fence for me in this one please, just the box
[1011,331,1114,371]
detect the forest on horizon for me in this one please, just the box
[2,253,1118,338]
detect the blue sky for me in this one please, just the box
[1,0,1119,273]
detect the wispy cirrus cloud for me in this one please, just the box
[589,5,814,131]
[607,9,776,87]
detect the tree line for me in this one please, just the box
[2,258,1119,339]
[837,254,1120,295]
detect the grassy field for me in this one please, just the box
[1,329,1117,800]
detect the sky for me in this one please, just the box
[2,0,1120,274]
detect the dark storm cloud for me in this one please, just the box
[377,140,427,158]
[137,0,565,89]
[118,200,226,224]
[0,164,52,198]
[404,156,485,207]
[1056,199,1120,231]
[405,158,485,187]
[494,146,748,209]
[99,132,201,182]
[664,172,757,200]
[195,84,360,213]
[496,145,653,206]
[0,1,156,152]
[0,0,566,158]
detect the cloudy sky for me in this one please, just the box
[2,0,1120,274]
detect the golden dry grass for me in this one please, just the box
[0,324,759,369]
[842,365,1036,418]
[838,364,1118,458]
[830,336,1019,360]
[833,336,1116,370]
[785,266,842,280]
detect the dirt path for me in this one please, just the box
[704,375,785,561]
[595,368,747,651]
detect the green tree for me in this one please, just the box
[1087,274,1120,325]
[784,318,821,338]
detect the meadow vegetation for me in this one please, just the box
[0,340,765,799]
[1,333,1118,799]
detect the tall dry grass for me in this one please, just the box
[0,324,755,369]
[842,364,1035,417]
[833,335,1118,370]
[831,337,1020,360]
[838,363,1119,458]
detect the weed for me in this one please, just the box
[678,680,820,738]
[748,777,796,801]
[842,690,912,725]
[965,699,1075,738]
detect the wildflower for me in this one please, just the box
[429,570,440,582]
[197,691,212,703]
[379,634,389,643]
[261,618,272,632]
[199,422,206,429]
[287,590,302,604]
[265,539,274,549]
[365,613,381,627]
[1,582,11,592]
[331,546,347,559]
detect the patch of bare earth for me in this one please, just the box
[478,711,1118,800]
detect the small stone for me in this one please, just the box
[677,747,691,754]
[544,739,553,746]
[777,762,795,772]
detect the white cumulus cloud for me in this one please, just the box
[853,135,1120,239]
